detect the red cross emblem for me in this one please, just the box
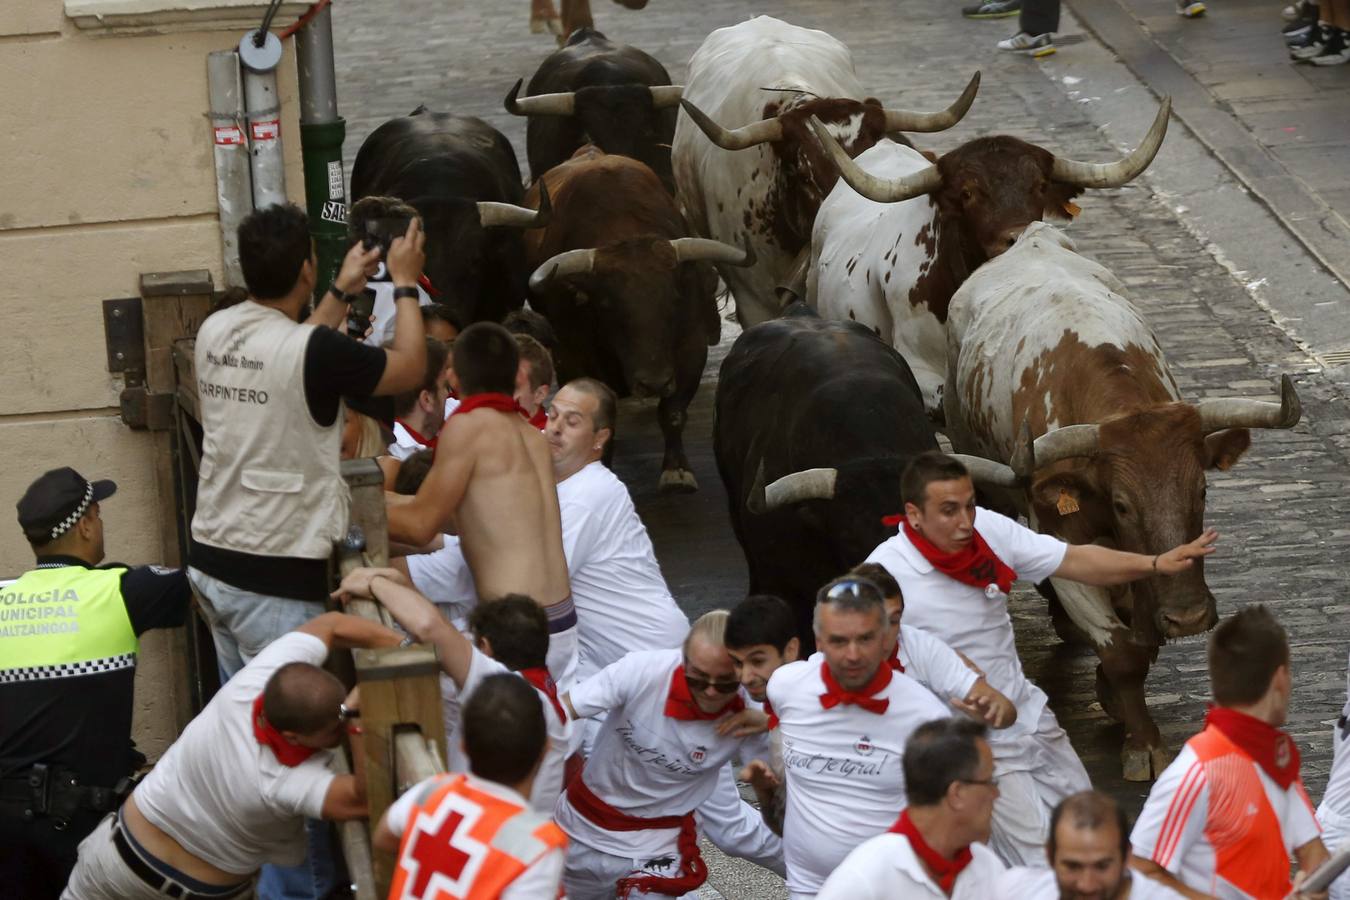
[399,791,488,899]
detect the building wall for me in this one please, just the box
[0,0,307,758]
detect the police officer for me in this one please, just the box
[0,467,189,898]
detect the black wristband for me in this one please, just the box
[392,286,420,301]
[329,285,359,305]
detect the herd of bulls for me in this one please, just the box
[351,15,1304,781]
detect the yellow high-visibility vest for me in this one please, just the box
[0,565,137,682]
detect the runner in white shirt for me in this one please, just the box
[373,675,566,900]
[1317,652,1350,900]
[766,576,952,899]
[557,612,766,900]
[817,718,1005,899]
[333,567,573,813]
[865,452,1217,866]
[388,337,450,461]
[64,613,403,899]
[997,791,1186,899]
[1130,606,1328,900]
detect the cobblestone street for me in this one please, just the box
[334,1,1350,894]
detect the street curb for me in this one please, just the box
[1067,0,1350,361]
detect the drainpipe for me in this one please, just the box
[206,51,251,288]
[294,4,347,300]
[239,30,287,211]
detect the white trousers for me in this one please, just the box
[1318,804,1350,900]
[988,705,1092,867]
[695,765,786,876]
[562,840,687,900]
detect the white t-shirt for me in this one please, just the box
[817,831,1005,899]
[809,625,978,706]
[361,275,432,349]
[995,866,1187,898]
[443,395,461,420]
[1131,737,1321,898]
[406,536,477,633]
[556,461,690,681]
[132,632,336,873]
[555,648,750,859]
[766,658,951,896]
[865,508,1066,743]
[388,420,431,461]
[442,647,572,813]
[385,773,564,900]
[1318,653,1350,829]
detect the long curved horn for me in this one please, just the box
[1030,424,1102,470]
[951,453,1020,488]
[478,181,551,229]
[808,116,942,203]
[504,79,576,117]
[1051,97,1171,188]
[680,99,783,150]
[763,468,838,511]
[670,235,755,268]
[1195,374,1302,433]
[528,248,595,293]
[882,71,980,134]
[648,85,684,109]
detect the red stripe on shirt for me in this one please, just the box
[1155,761,1206,867]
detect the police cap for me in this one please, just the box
[16,467,117,543]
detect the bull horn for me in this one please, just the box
[1195,374,1302,433]
[680,99,783,151]
[1051,97,1171,188]
[648,85,684,109]
[951,454,1019,488]
[504,79,576,117]
[1030,424,1102,470]
[670,235,755,268]
[882,71,980,134]
[479,182,551,230]
[528,248,596,293]
[763,468,838,511]
[808,116,942,203]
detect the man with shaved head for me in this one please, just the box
[65,613,402,899]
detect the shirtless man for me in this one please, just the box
[386,322,577,686]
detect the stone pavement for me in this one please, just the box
[331,0,1350,894]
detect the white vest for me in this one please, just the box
[191,301,349,559]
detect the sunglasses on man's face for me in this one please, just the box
[684,670,741,695]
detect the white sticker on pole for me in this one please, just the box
[321,200,347,224]
[213,125,245,146]
[250,119,281,142]
[327,160,345,200]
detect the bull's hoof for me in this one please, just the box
[659,469,698,494]
[1121,744,1172,782]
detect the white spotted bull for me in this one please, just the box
[942,223,1302,781]
[672,15,979,327]
[806,100,1171,423]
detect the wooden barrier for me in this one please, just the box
[126,290,448,900]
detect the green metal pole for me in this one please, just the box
[301,117,348,300]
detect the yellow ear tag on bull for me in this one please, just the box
[1056,489,1080,516]
[1062,200,1082,219]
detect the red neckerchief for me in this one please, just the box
[884,517,1017,597]
[450,392,526,418]
[663,665,746,721]
[395,418,437,451]
[416,274,439,297]
[1205,706,1301,789]
[527,406,547,431]
[887,641,905,673]
[251,694,317,767]
[763,698,779,731]
[889,808,973,895]
[520,667,567,725]
[819,659,891,714]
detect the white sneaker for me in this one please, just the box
[997,31,1056,56]
[1177,0,1206,17]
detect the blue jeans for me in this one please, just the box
[186,568,336,899]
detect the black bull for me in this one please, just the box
[351,108,538,325]
[714,308,941,646]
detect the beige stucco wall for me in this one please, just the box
[0,0,307,758]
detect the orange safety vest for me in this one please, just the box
[1189,726,1297,898]
[389,774,567,900]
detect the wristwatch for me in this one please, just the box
[328,285,360,305]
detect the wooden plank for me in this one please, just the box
[333,751,379,900]
[142,293,211,396]
[173,340,200,423]
[393,731,444,795]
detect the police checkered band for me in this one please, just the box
[0,652,135,684]
[49,483,93,541]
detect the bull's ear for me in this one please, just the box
[1204,428,1251,471]
[1031,470,1095,516]
[1044,182,1086,221]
